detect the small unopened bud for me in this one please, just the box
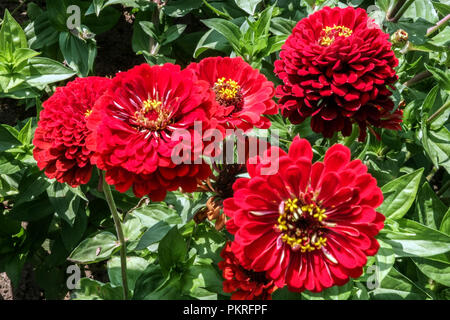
[391,29,408,47]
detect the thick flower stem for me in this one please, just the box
[403,70,432,87]
[343,124,359,147]
[427,100,450,125]
[102,173,129,300]
[387,0,407,21]
[426,14,450,36]
[391,0,414,23]
[149,5,161,55]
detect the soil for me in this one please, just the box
[0,264,43,300]
[0,273,13,300]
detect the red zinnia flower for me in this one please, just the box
[33,77,111,187]
[274,6,401,140]
[187,56,277,131]
[223,136,385,292]
[219,241,277,300]
[86,63,217,201]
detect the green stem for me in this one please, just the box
[387,0,406,21]
[426,166,438,182]
[201,0,231,19]
[343,124,359,147]
[149,5,161,55]
[403,70,432,87]
[437,179,450,196]
[427,100,450,125]
[391,0,414,23]
[102,173,129,300]
[329,132,338,146]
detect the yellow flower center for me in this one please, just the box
[84,109,92,118]
[213,77,243,109]
[319,25,353,46]
[277,198,328,252]
[134,98,171,131]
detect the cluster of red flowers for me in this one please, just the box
[33,6,396,300]
[274,6,402,140]
[33,57,275,201]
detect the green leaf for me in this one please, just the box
[46,0,70,31]
[403,0,439,23]
[254,5,273,39]
[425,64,450,92]
[370,268,429,299]
[9,196,55,222]
[161,24,187,46]
[270,17,296,36]
[412,256,450,287]
[302,281,353,300]
[234,0,263,15]
[133,265,184,300]
[47,182,81,226]
[163,0,203,17]
[17,119,33,144]
[194,29,230,58]
[139,21,159,42]
[69,231,119,264]
[12,48,40,68]
[61,206,88,251]
[380,218,450,257]
[201,18,242,53]
[103,0,142,8]
[390,18,432,45]
[122,215,143,242]
[421,84,439,114]
[25,11,59,50]
[59,31,97,77]
[377,168,424,219]
[432,1,450,15]
[73,278,124,300]
[15,173,52,206]
[428,26,450,47]
[272,287,302,300]
[158,227,187,274]
[352,282,370,300]
[191,224,226,264]
[22,57,76,87]
[131,202,182,228]
[0,124,21,152]
[0,10,28,60]
[107,256,150,292]
[375,240,396,285]
[181,262,223,299]
[0,154,22,175]
[136,221,172,250]
[413,182,448,229]
[440,209,450,235]
[426,125,450,174]
[93,0,105,16]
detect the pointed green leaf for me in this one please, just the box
[378,168,424,219]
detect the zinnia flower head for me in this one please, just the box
[33,76,111,187]
[86,63,217,201]
[274,6,401,140]
[223,136,385,292]
[187,56,277,132]
[219,241,277,300]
